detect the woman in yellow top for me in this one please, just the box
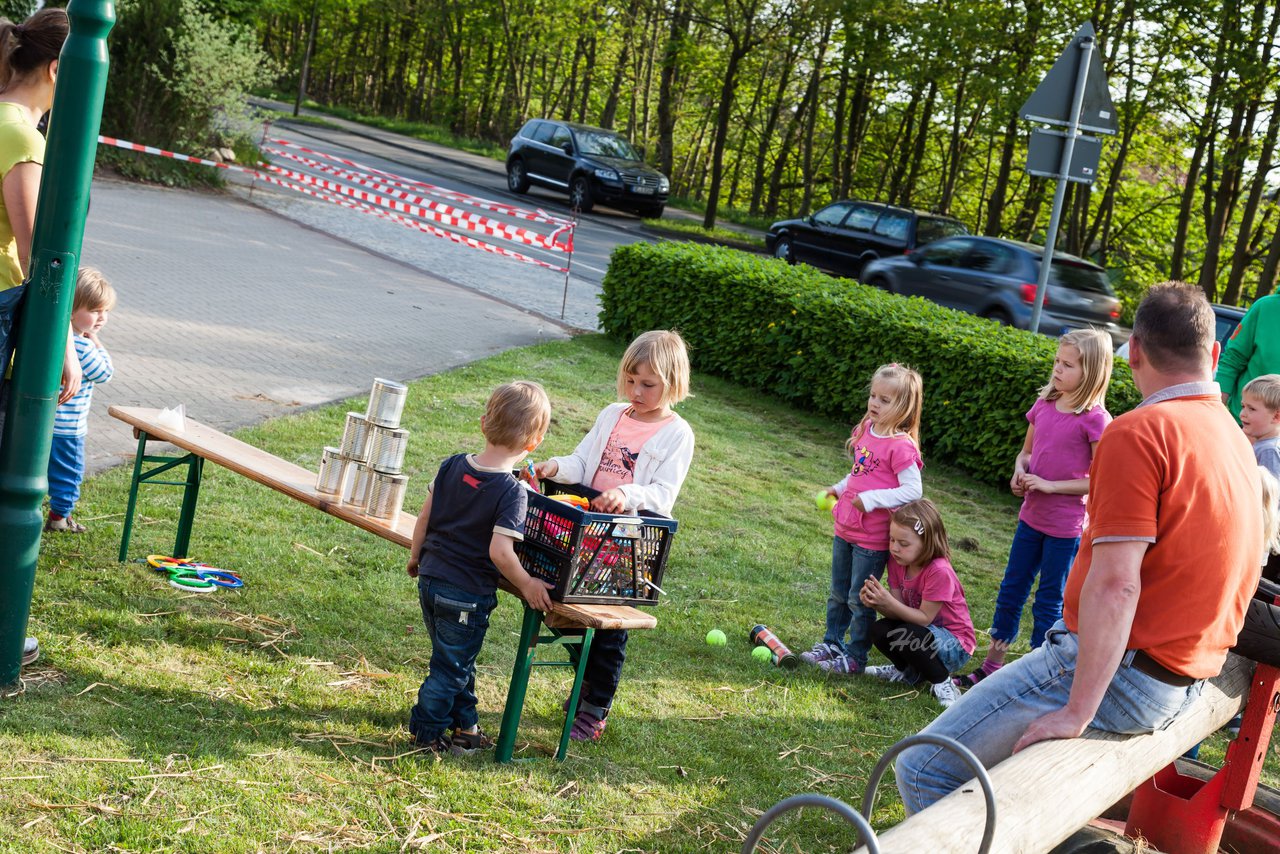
[0,6,73,670]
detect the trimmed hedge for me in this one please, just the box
[599,242,1141,484]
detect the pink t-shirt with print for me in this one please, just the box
[832,421,923,549]
[1019,398,1110,539]
[887,556,977,654]
[591,409,671,493]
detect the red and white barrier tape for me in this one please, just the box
[97,133,575,270]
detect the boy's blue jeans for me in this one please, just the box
[895,621,1203,814]
[409,578,498,744]
[989,522,1080,649]
[824,537,889,667]
[47,433,86,517]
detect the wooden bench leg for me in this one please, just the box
[118,430,149,563]
[557,627,594,761]
[115,431,205,563]
[174,456,204,559]
[496,604,543,763]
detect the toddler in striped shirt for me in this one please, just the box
[45,268,115,534]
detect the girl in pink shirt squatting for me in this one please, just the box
[533,330,695,742]
[955,329,1113,690]
[860,499,976,708]
[803,363,925,676]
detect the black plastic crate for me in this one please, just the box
[515,481,677,606]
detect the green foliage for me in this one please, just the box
[101,0,276,186]
[600,243,1141,483]
[0,1,36,22]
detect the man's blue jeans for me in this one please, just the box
[990,521,1080,649]
[895,621,1203,814]
[824,537,889,667]
[409,578,498,744]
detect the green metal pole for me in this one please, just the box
[0,0,115,688]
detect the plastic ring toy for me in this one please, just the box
[147,555,188,571]
[196,570,244,589]
[168,570,216,592]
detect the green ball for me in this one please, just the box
[706,628,727,647]
[815,491,837,512]
[752,645,773,663]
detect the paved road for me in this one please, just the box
[79,178,566,477]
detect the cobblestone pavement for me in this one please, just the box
[79,177,566,476]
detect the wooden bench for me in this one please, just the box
[109,405,657,762]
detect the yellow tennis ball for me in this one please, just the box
[706,629,727,647]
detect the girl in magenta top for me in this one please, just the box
[860,499,975,708]
[802,364,925,675]
[955,329,1113,690]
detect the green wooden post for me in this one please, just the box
[0,0,115,688]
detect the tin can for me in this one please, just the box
[315,447,346,494]
[340,412,372,462]
[366,377,408,428]
[366,471,408,520]
[367,425,409,474]
[343,462,375,508]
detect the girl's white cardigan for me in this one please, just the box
[545,402,694,517]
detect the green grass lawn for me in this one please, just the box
[2,335,1265,851]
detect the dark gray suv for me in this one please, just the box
[860,235,1123,342]
[506,119,670,217]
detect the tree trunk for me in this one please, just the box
[702,43,748,229]
[656,0,691,178]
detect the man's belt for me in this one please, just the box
[1131,649,1197,687]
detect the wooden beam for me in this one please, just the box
[859,654,1254,854]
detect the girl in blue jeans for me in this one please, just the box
[956,330,1112,689]
[802,364,924,675]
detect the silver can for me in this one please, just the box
[366,471,408,520]
[343,462,375,508]
[367,425,409,474]
[366,377,408,428]
[315,447,347,494]
[339,412,373,462]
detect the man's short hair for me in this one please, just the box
[482,381,550,450]
[1131,281,1215,373]
[1245,374,1280,412]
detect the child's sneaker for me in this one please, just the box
[864,664,908,683]
[800,641,842,665]
[451,727,495,754]
[414,733,458,755]
[818,654,861,676]
[568,709,607,742]
[931,679,960,709]
[44,514,86,534]
[22,637,39,667]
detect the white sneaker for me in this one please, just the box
[800,642,842,665]
[864,664,907,683]
[931,679,960,708]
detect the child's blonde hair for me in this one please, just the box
[1244,374,1280,413]
[848,363,923,449]
[889,498,950,565]
[73,267,116,312]
[1039,329,1112,414]
[1260,467,1280,558]
[482,381,550,450]
[617,330,691,408]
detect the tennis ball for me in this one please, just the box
[815,491,837,512]
[706,629,727,647]
[752,645,773,663]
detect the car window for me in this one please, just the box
[1049,261,1114,295]
[1216,313,1242,346]
[873,211,910,240]
[915,217,969,245]
[920,238,970,266]
[962,242,1015,274]
[548,125,572,149]
[531,121,556,143]
[812,202,853,227]
[574,130,641,160]
[845,204,880,231]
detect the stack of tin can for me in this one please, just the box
[315,378,410,521]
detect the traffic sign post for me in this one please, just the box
[1020,22,1116,334]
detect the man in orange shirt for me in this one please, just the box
[895,283,1264,813]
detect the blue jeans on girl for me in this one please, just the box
[409,578,498,745]
[990,521,1080,649]
[47,433,86,517]
[825,537,890,668]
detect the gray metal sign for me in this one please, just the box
[1020,21,1117,136]
[1026,129,1102,183]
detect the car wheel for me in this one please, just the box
[773,237,794,264]
[867,276,896,294]
[983,308,1013,326]
[1232,588,1280,668]
[569,175,594,213]
[507,159,530,194]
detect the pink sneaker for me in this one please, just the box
[568,709,607,742]
[800,642,842,665]
[818,654,862,676]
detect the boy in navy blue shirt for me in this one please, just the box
[406,380,554,754]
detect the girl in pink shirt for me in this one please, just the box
[802,364,924,675]
[860,499,975,708]
[955,329,1112,689]
[533,330,694,742]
